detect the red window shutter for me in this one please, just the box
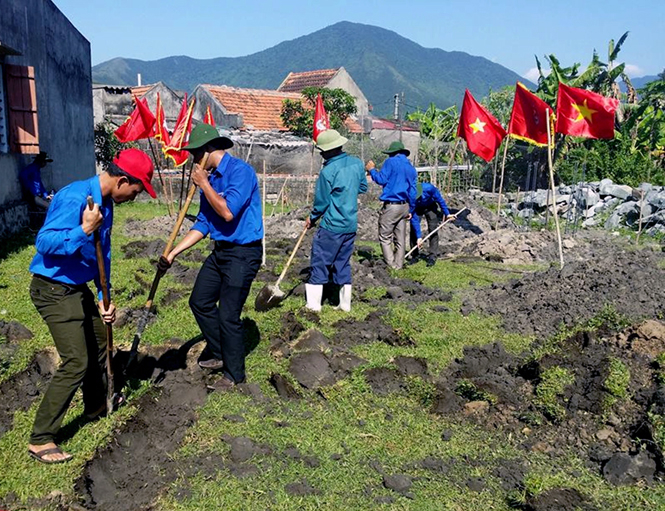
[6,65,40,154]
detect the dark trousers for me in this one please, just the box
[309,227,356,285]
[189,242,262,383]
[29,275,107,444]
[409,204,443,257]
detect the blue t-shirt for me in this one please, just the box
[19,162,49,199]
[369,153,417,211]
[410,183,450,239]
[310,153,368,234]
[29,175,112,300]
[192,152,263,244]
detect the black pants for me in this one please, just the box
[409,204,443,257]
[29,275,106,444]
[189,241,262,383]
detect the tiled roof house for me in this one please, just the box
[278,67,370,117]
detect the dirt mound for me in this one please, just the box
[466,246,665,338]
[431,322,665,486]
[0,349,58,436]
[74,342,209,510]
[0,320,33,342]
[123,215,193,239]
[333,311,414,348]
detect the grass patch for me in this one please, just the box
[602,357,630,412]
[534,366,575,422]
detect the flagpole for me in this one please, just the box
[262,160,267,267]
[179,160,192,213]
[495,138,511,230]
[445,138,460,195]
[147,138,174,216]
[546,108,564,269]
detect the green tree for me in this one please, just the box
[281,87,357,138]
[406,103,458,171]
[94,119,135,169]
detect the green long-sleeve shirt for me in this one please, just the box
[310,153,368,234]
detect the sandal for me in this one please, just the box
[28,446,73,464]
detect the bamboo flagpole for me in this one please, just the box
[147,138,174,216]
[262,160,267,267]
[445,139,461,195]
[494,138,511,230]
[546,109,565,269]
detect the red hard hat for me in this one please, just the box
[112,148,156,198]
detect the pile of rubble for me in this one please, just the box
[473,179,665,236]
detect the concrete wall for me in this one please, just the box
[327,68,370,117]
[0,0,94,238]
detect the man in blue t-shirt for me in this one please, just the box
[409,182,457,265]
[365,141,417,270]
[19,151,53,210]
[28,148,156,464]
[160,124,263,391]
[305,129,367,312]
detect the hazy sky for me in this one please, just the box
[53,0,664,80]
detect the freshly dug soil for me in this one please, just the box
[74,343,208,510]
[466,241,665,338]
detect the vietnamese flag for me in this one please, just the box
[313,93,329,141]
[154,92,171,147]
[457,89,507,162]
[203,105,215,126]
[114,95,156,143]
[164,94,195,167]
[555,83,618,139]
[509,82,551,147]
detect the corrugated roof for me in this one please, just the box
[277,69,339,93]
[203,85,302,131]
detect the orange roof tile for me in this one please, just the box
[203,85,302,131]
[278,69,339,93]
[344,117,363,133]
[130,85,153,98]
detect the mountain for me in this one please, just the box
[93,21,530,117]
[620,74,660,93]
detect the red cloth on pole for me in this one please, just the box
[509,82,551,147]
[203,105,215,126]
[555,83,618,139]
[164,94,195,167]
[154,92,171,147]
[313,93,329,141]
[114,96,156,143]
[457,89,507,162]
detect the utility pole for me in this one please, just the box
[393,93,404,142]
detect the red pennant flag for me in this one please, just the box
[203,105,215,126]
[555,83,618,139]
[457,89,507,162]
[509,82,551,147]
[313,93,329,141]
[154,92,171,147]
[164,94,195,167]
[114,95,156,143]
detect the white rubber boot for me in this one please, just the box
[305,284,323,311]
[337,284,352,312]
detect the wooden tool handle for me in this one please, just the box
[161,152,210,258]
[275,225,308,288]
[405,207,468,259]
[87,196,111,308]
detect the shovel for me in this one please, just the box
[126,153,210,371]
[87,197,118,413]
[255,225,308,311]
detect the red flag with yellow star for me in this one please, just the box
[114,95,156,143]
[164,94,195,167]
[457,89,507,162]
[555,83,618,139]
[509,82,551,147]
[154,92,171,147]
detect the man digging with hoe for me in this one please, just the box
[159,124,263,391]
[28,149,156,464]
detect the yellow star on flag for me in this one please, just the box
[572,100,597,123]
[469,117,486,134]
